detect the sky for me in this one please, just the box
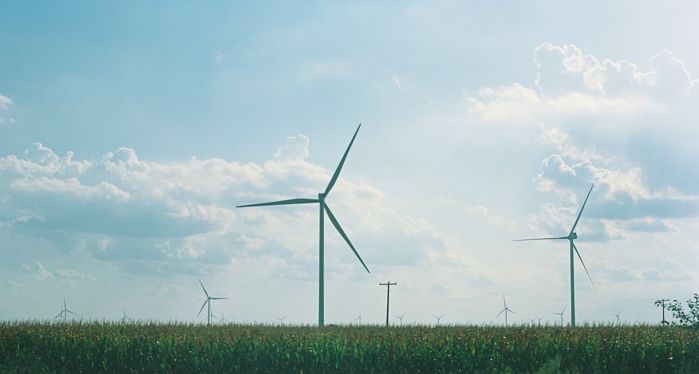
[0,1,698,325]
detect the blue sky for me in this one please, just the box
[1,1,698,325]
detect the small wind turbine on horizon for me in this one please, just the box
[615,309,622,325]
[514,184,595,327]
[212,313,228,324]
[120,309,133,323]
[395,313,405,325]
[553,306,567,326]
[54,298,77,323]
[433,315,443,326]
[197,279,227,326]
[237,124,370,327]
[497,296,515,326]
[276,316,287,325]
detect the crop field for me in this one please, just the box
[1,322,698,373]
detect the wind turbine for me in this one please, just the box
[433,315,443,326]
[497,296,515,326]
[120,309,133,323]
[615,309,622,325]
[553,306,566,326]
[212,313,228,324]
[237,124,370,326]
[197,279,227,326]
[355,313,362,324]
[395,313,405,325]
[276,316,287,325]
[514,183,595,327]
[54,298,77,323]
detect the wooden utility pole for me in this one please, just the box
[379,281,397,326]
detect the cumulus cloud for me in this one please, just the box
[22,261,90,282]
[469,43,699,241]
[0,139,452,278]
[467,43,697,124]
[535,126,699,224]
[0,93,15,125]
[274,134,310,162]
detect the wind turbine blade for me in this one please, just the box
[197,300,208,318]
[54,312,63,319]
[324,124,361,196]
[562,305,567,314]
[569,183,594,235]
[199,279,209,298]
[512,236,569,241]
[508,308,516,314]
[496,309,505,318]
[324,204,370,273]
[572,243,594,286]
[67,310,77,315]
[237,198,319,208]
[210,297,228,300]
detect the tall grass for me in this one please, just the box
[1,322,697,373]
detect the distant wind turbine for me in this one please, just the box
[615,309,622,325]
[514,184,595,327]
[120,309,133,323]
[54,298,77,323]
[237,124,370,326]
[355,313,362,324]
[197,279,227,326]
[212,313,228,324]
[553,306,567,326]
[433,315,443,326]
[395,313,405,325]
[276,316,287,325]
[497,296,515,326]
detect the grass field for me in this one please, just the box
[1,322,697,373]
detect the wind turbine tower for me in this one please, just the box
[433,315,443,326]
[514,184,595,327]
[197,279,228,326]
[553,306,566,326]
[497,296,515,326]
[54,298,77,323]
[237,124,370,326]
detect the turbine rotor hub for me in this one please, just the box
[570,232,578,240]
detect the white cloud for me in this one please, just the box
[0,138,455,279]
[392,75,403,91]
[22,261,90,282]
[273,134,310,162]
[0,93,14,125]
[467,43,698,124]
[0,94,12,110]
[467,83,659,123]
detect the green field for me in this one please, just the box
[1,322,697,373]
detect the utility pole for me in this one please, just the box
[379,281,397,327]
[658,299,670,325]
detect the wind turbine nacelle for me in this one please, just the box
[570,233,578,240]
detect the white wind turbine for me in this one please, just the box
[197,279,227,326]
[120,308,133,323]
[237,124,370,326]
[497,296,515,326]
[54,298,77,323]
[514,184,595,327]
[553,306,567,326]
[395,313,406,325]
